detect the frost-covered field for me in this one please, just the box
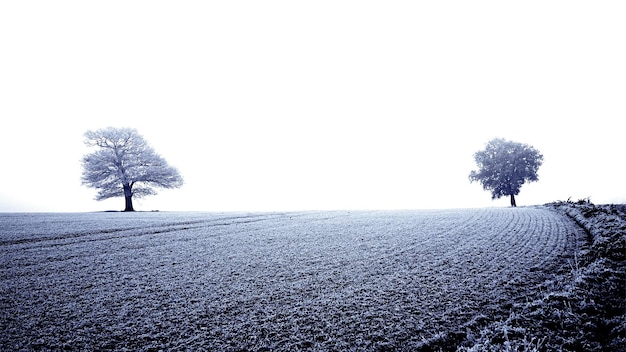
[1,208,587,351]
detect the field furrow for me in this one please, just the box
[0,208,585,351]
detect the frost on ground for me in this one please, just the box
[459,202,625,352]
[0,207,610,351]
[539,202,624,351]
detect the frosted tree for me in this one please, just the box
[469,138,543,207]
[81,127,183,211]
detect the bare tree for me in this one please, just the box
[81,127,183,211]
[469,138,543,207]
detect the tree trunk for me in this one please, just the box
[123,184,135,212]
[510,194,517,207]
[124,196,134,212]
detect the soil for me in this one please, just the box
[0,205,623,351]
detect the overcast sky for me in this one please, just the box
[1,1,624,212]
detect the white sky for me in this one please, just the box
[1,1,624,212]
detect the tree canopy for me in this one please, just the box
[469,138,543,207]
[81,127,183,211]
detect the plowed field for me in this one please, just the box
[0,208,586,351]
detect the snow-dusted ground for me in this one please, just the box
[1,208,587,351]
